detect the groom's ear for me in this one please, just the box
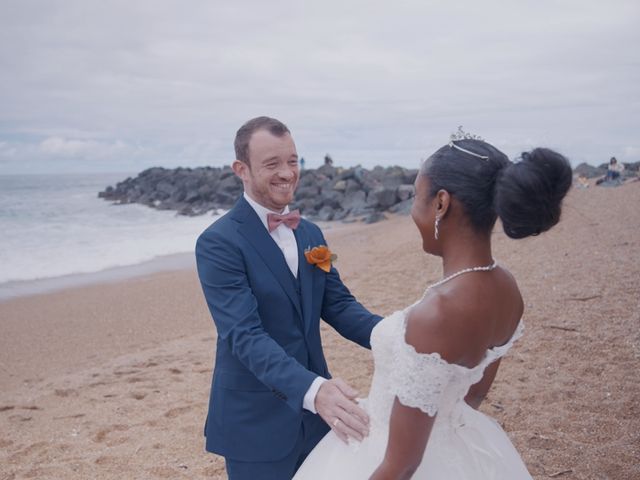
[232,159,249,181]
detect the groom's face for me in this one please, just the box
[233,129,299,212]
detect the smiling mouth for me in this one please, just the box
[272,183,294,192]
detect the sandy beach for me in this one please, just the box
[1,181,638,480]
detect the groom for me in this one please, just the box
[195,116,382,479]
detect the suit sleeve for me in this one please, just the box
[196,229,317,413]
[318,230,383,348]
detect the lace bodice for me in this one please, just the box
[365,307,523,430]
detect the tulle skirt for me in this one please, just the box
[294,402,532,479]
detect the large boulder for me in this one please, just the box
[367,186,398,209]
[342,190,369,216]
[218,175,242,193]
[332,180,347,192]
[574,162,604,179]
[381,166,406,188]
[316,164,337,179]
[316,206,335,221]
[388,198,413,215]
[403,169,419,184]
[318,189,344,210]
[397,184,415,201]
[296,185,320,200]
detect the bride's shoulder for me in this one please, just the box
[405,290,491,367]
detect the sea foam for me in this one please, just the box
[0,173,223,285]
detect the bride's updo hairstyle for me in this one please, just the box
[422,139,572,239]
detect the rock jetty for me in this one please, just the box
[99,160,639,222]
[99,164,419,223]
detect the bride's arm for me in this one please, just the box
[465,359,501,409]
[369,400,435,480]
[370,294,483,479]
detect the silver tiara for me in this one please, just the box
[448,126,489,160]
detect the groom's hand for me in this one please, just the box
[315,378,370,444]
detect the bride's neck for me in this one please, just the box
[440,232,493,276]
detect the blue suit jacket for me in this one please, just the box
[195,196,382,462]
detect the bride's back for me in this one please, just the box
[405,264,524,370]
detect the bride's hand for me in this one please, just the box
[315,378,370,444]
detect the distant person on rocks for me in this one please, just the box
[324,154,333,166]
[300,156,306,170]
[596,157,625,185]
[605,157,624,181]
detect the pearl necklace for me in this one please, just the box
[422,260,498,298]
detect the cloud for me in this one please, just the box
[39,137,125,158]
[622,146,640,160]
[0,0,639,172]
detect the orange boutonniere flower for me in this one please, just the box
[304,245,337,273]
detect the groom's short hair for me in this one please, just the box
[235,116,291,165]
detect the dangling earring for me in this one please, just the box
[434,216,441,240]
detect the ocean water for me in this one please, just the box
[0,173,222,290]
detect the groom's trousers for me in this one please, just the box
[224,411,329,480]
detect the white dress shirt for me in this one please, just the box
[243,192,299,277]
[243,193,326,413]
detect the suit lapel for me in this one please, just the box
[294,222,315,334]
[234,197,303,319]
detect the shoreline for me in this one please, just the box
[0,217,359,303]
[0,252,196,302]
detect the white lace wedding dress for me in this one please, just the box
[294,306,533,479]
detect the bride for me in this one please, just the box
[294,132,572,479]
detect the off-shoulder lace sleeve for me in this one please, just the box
[390,334,455,417]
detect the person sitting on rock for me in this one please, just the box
[605,157,624,181]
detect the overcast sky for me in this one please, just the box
[1,0,638,174]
